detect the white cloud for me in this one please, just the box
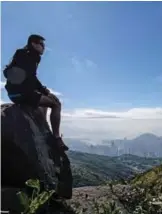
[48,88,63,97]
[61,107,162,120]
[45,107,162,141]
[0,81,6,105]
[85,59,97,69]
[56,107,162,141]
[0,81,6,89]
[0,99,5,104]
[71,57,97,73]
[71,57,82,73]
[60,117,162,141]
[1,82,161,141]
[45,46,53,52]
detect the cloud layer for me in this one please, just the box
[0,81,5,89]
[47,107,162,141]
[1,80,161,141]
[71,57,97,73]
[61,108,162,120]
[48,88,63,97]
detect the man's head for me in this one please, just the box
[27,34,45,55]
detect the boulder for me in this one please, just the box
[1,103,72,213]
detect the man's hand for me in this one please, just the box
[42,86,50,95]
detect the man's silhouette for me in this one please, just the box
[3,34,68,151]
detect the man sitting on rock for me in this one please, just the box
[3,34,68,152]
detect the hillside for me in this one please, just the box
[27,164,162,214]
[131,164,162,188]
[68,151,162,187]
[3,162,162,213]
[58,164,162,214]
[113,164,162,213]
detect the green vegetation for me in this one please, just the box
[69,164,162,214]
[17,155,162,214]
[72,200,122,214]
[113,164,162,214]
[131,164,162,187]
[68,151,162,187]
[93,200,122,214]
[17,179,54,214]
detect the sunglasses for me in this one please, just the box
[35,41,45,48]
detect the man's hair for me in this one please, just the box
[27,34,45,46]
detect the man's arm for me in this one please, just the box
[35,78,50,95]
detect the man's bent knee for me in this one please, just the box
[51,102,61,113]
[49,94,61,110]
[39,93,61,110]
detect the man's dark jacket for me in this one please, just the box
[3,48,47,96]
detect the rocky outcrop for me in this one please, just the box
[68,185,129,214]
[1,103,55,187]
[1,103,72,212]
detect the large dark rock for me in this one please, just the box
[1,103,51,187]
[1,103,72,213]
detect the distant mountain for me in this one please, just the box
[67,151,162,187]
[64,133,162,157]
[123,133,162,157]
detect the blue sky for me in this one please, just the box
[1,1,162,109]
[1,2,162,139]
